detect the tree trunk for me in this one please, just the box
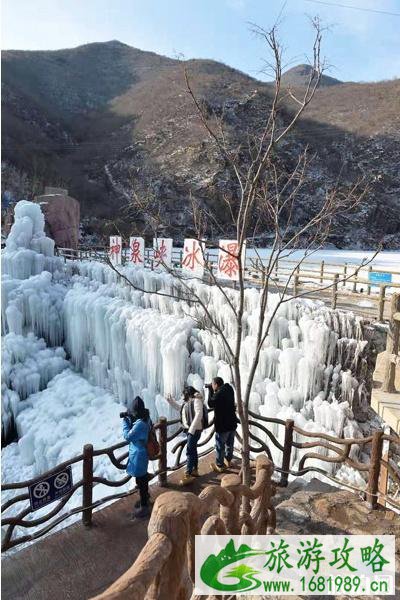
[234,365,252,517]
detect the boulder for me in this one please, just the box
[34,191,80,249]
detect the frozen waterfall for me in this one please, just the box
[2,201,369,485]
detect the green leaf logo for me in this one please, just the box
[200,539,267,592]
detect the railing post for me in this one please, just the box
[367,266,373,295]
[366,430,384,509]
[261,267,266,288]
[158,417,168,487]
[352,270,357,292]
[220,474,242,534]
[82,443,94,527]
[378,284,386,321]
[383,293,400,393]
[320,260,324,285]
[179,250,183,268]
[331,273,339,309]
[378,426,390,509]
[208,261,214,283]
[293,269,299,297]
[342,262,347,287]
[280,419,294,487]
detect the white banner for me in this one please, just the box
[129,236,145,266]
[109,236,122,266]
[217,240,246,281]
[153,238,173,269]
[182,238,205,276]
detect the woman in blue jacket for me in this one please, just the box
[122,396,151,518]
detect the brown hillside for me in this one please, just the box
[2,41,399,248]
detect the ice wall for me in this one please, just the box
[70,262,368,447]
[1,201,69,443]
[63,282,194,422]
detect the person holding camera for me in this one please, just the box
[206,377,238,473]
[166,386,205,485]
[122,396,152,518]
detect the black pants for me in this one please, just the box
[136,474,149,506]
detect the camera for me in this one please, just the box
[205,383,213,389]
[120,411,134,419]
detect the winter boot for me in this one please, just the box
[191,469,200,477]
[134,496,152,509]
[211,463,226,474]
[224,459,232,468]
[132,504,150,519]
[180,472,195,485]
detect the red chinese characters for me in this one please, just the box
[217,240,245,281]
[182,239,204,275]
[153,238,172,269]
[129,237,144,264]
[109,236,122,265]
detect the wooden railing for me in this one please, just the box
[2,404,399,553]
[55,245,399,321]
[1,418,166,552]
[246,410,400,512]
[90,454,276,600]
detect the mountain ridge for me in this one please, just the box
[2,40,400,248]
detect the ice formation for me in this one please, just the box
[2,333,69,440]
[2,201,371,511]
[1,202,70,443]
[2,200,63,278]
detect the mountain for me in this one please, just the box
[281,64,342,87]
[2,41,400,248]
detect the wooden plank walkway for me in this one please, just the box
[1,455,225,600]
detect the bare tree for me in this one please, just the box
[104,18,378,489]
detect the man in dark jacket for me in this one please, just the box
[207,377,238,472]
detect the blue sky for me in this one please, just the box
[2,0,399,82]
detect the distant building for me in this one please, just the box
[34,188,80,249]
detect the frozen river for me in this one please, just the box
[247,248,400,269]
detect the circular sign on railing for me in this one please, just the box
[54,472,70,489]
[33,482,50,499]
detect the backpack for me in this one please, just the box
[181,397,209,430]
[147,424,160,459]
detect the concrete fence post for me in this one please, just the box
[342,262,347,287]
[352,267,358,293]
[293,268,300,297]
[367,265,373,295]
[320,260,324,285]
[331,273,339,309]
[378,285,386,322]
